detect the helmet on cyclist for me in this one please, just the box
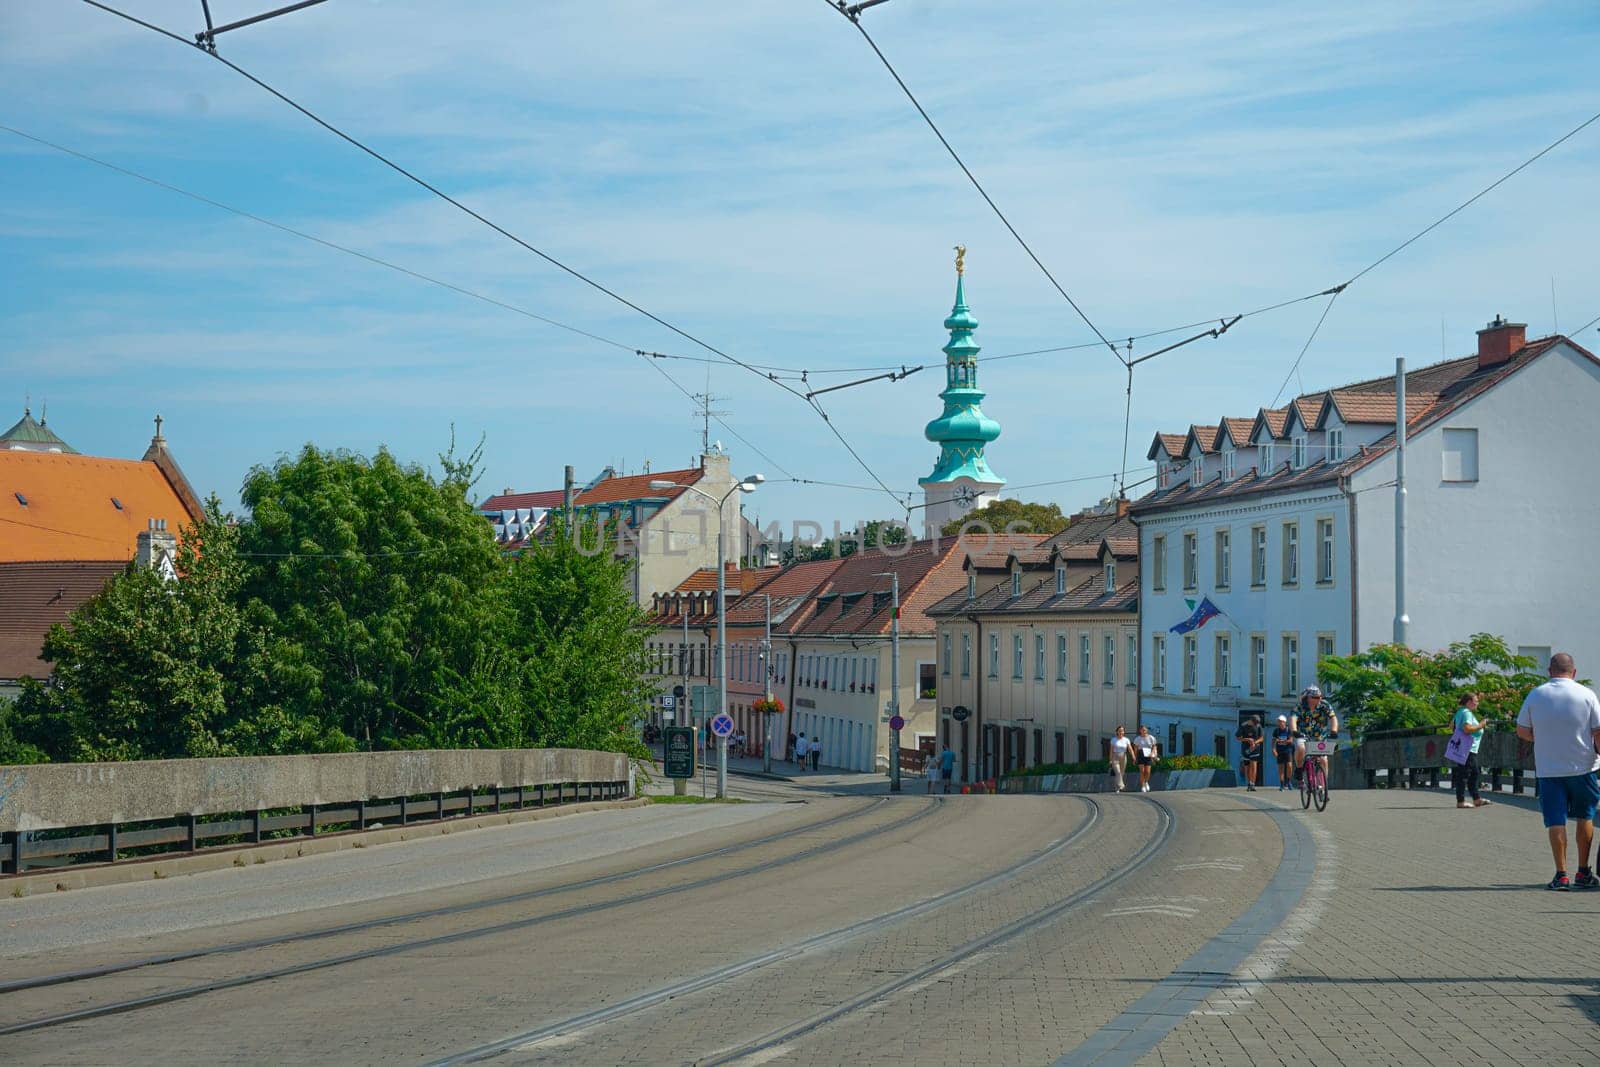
[1301,685,1322,698]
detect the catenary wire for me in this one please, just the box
[824,0,1123,367]
[76,1,909,502]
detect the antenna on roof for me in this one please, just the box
[692,392,730,454]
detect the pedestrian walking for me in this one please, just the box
[1131,725,1159,793]
[795,732,809,771]
[1108,726,1132,793]
[787,731,797,763]
[810,735,823,771]
[1514,653,1600,891]
[1235,715,1263,791]
[940,745,957,794]
[1451,692,1491,810]
[1271,715,1294,790]
[925,748,940,794]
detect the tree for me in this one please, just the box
[8,503,342,762]
[941,499,1068,537]
[1315,634,1546,737]
[790,518,909,561]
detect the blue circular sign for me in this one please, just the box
[710,714,735,738]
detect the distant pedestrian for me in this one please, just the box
[1235,716,1263,792]
[787,731,797,762]
[795,733,809,771]
[1452,692,1491,810]
[1131,725,1159,793]
[940,745,957,793]
[810,735,823,771]
[925,749,940,794]
[1108,726,1131,793]
[1272,715,1294,790]
[1515,653,1600,891]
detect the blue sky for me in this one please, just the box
[3,0,1598,531]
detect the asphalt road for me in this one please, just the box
[0,775,1593,1066]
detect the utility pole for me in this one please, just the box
[874,571,902,792]
[1393,357,1409,646]
[562,464,574,514]
[761,593,774,775]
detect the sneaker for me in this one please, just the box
[1473,798,1491,807]
[1141,783,1150,793]
[1457,801,1474,809]
[1574,870,1599,890]
[1548,873,1571,892]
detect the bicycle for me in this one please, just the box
[1299,737,1337,812]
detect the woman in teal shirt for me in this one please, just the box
[1454,692,1491,809]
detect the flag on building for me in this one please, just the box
[1169,597,1222,634]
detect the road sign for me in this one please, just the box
[663,726,695,778]
[691,685,717,718]
[661,694,676,710]
[950,705,971,723]
[889,714,905,732]
[710,714,735,738]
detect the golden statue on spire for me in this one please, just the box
[954,245,966,275]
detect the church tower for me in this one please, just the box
[918,248,1004,534]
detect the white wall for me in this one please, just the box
[1352,344,1600,671]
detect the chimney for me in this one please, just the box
[1476,315,1526,369]
[136,518,177,573]
[1115,497,1131,518]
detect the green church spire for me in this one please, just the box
[918,249,1004,488]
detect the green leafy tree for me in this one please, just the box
[941,499,1068,537]
[791,519,909,561]
[1315,634,1546,737]
[8,504,342,762]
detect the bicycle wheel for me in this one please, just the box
[1300,766,1312,809]
[1313,763,1329,811]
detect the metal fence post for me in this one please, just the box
[252,808,263,844]
[399,795,409,825]
[7,831,22,874]
[184,813,198,852]
[307,804,318,837]
[436,791,446,820]
[106,822,119,864]
[356,799,367,831]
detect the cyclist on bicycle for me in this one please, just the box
[1290,685,1339,786]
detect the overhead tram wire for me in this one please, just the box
[825,0,1124,368]
[78,0,909,505]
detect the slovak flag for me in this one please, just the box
[1169,597,1222,634]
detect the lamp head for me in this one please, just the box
[738,473,765,492]
[648,480,679,491]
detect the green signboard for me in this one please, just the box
[690,685,717,720]
[663,726,696,779]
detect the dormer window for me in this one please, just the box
[1104,562,1116,592]
[1292,436,1307,469]
[967,573,976,599]
[1328,428,1344,462]
[1260,443,1274,471]
[1190,461,1202,488]
[1011,570,1021,597]
[14,491,27,506]
[1222,449,1236,481]
[1157,462,1169,489]
[1055,566,1066,595]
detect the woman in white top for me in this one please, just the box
[1131,725,1160,793]
[925,748,941,794]
[1108,726,1132,793]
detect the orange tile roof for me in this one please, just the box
[1186,425,1220,454]
[1,451,201,563]
[670,564,775,594]
[1218,417,1255,446]
[576,465,702,506]
[1253,408,1289,440]
[1148,432,1187,460]
[479,489,566,511]
[1323,390,1438,425]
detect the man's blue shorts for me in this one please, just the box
[1537,772,1600,828]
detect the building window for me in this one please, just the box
[1103,633,1115,687]
[1104,562,1116,593]
[1316,517,1335,584]
[1281,522,1299,586]
[989,634,1000,677]
[1292,435,1306,469]
[1011,570,1021,597]
[919,661,936,698]
[1034,634,1045,681]
[1443,427,1479,482]
[1191,460,1203,487]
[1260,442,1274,471]
[1215,633,1231,687]
[942,633,952,675]
[1251,525,1267,586]
[1152,635,1167,691]
[961,633,972,677]
[1013,634,1024,679]
[1250,635,1267,696]
[1222,448,1236,481]
[1056,634,1068,681]
[1182,531,1198,591]
[1215,528,1231,589]
[1079,633,1091,684]
[1126,633,1138,687]
[967,573,976,599]
[1182,635,1198,692]
[1152,536,1167,592]
[1328,428,1344,462]
[1282,633,1300,695]
[1056,566,1066,595]
[1316,632,1336,671]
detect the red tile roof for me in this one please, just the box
[671,564,775,594]
[1147,432,1188,461]
[1185,425,1221,455]
[0,560,124,680]
[1320,390,1438,426]
[1218,417,1255,447]
[577,465,702,506]
[479,489,566,511]
[1252,408,1289,441]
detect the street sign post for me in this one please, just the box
[663,726,695,796]
[951,705,971,723]
[889,714,905,732]
[710,714,734,737]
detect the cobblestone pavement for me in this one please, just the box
[3,782,1593,1066]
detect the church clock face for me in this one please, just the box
[954,485,979,510]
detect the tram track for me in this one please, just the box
[424,796,1174,1066]
[0,795,937,1036]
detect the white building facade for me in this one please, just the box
[1134,319,1600,784]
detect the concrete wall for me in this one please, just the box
[0,748,627,833]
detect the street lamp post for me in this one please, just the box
[650,473,763,800]
[760,593,774,775]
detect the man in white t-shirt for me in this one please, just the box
[1516,652,1600,891]
[795,733,809,771]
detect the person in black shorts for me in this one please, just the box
[1235,716,1263,792]
[1271,715,1295,790]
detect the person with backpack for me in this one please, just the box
[1235,715,1264,792]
